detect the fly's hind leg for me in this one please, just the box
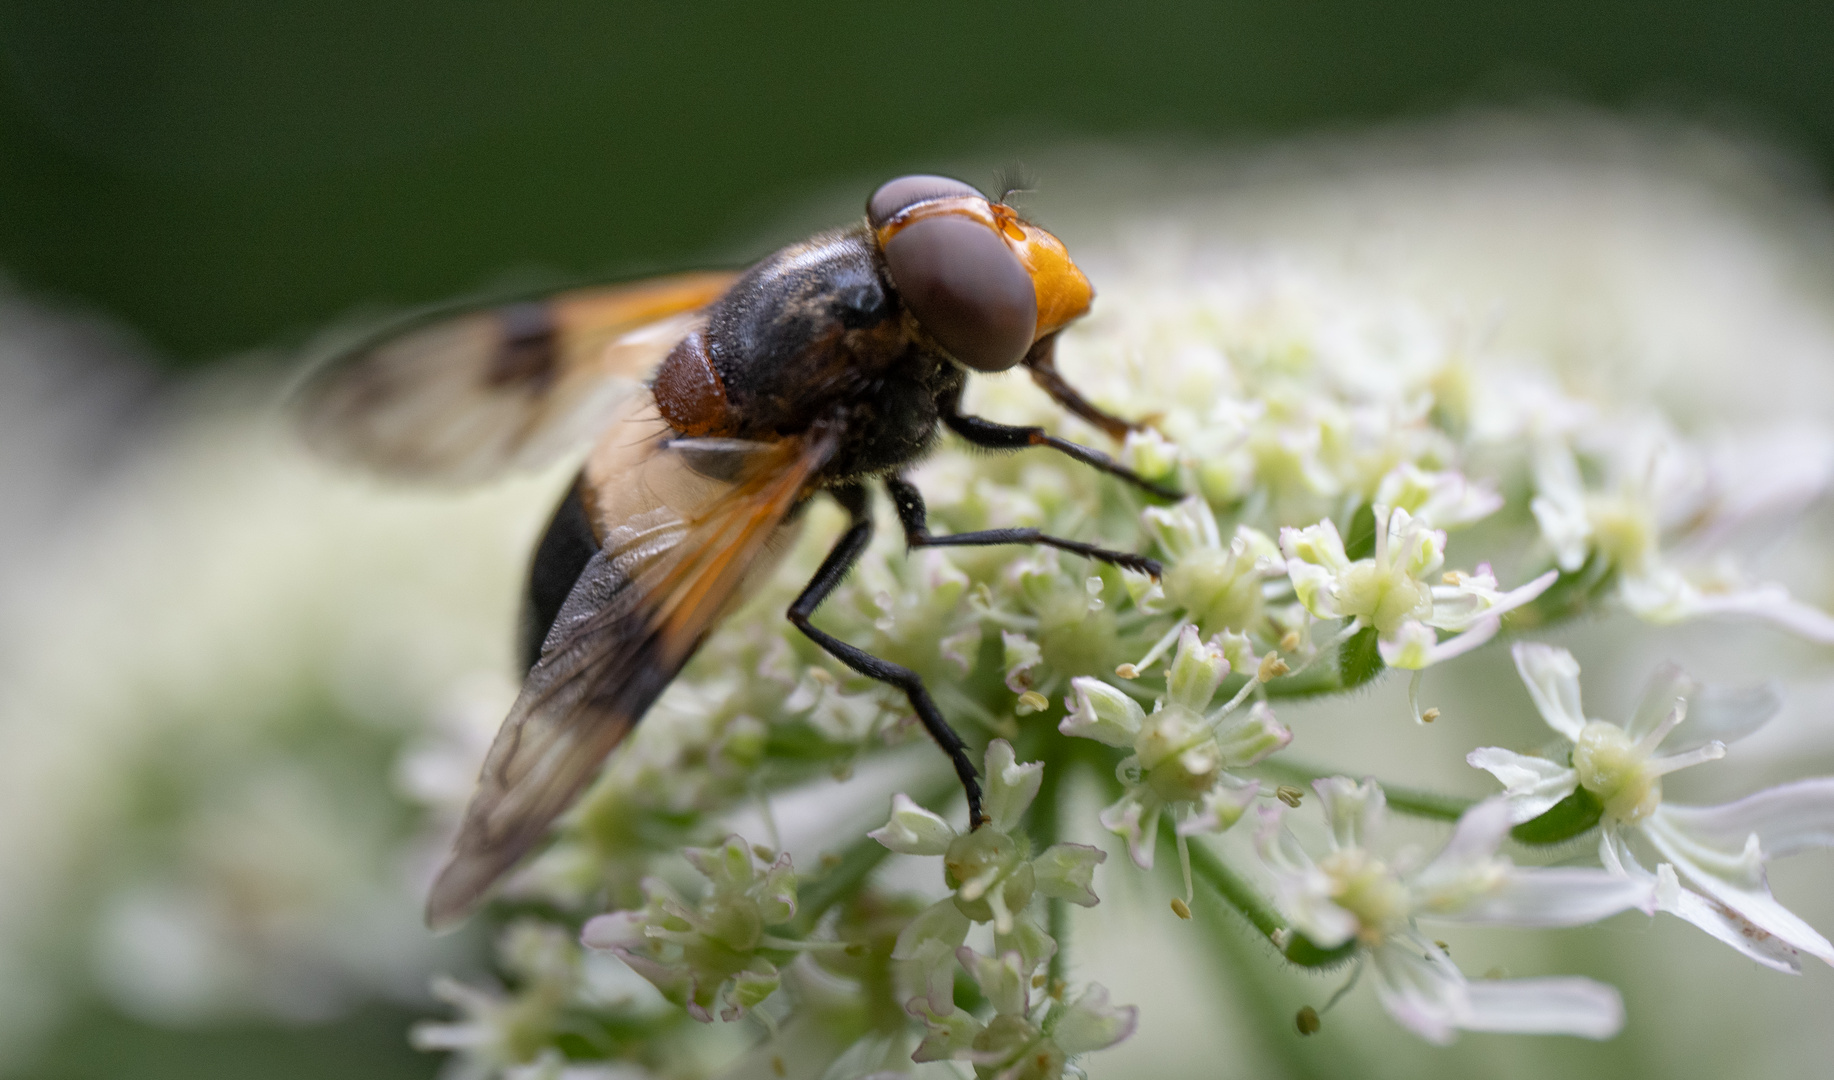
[888,475,1163,579]
[788,484,985,827]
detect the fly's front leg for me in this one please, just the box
[1022,334,1141,441]
[888,475,1162,578]
[938,381,1180,501]
[787,484,985,827]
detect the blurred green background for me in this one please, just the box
[5,0,1834,370]
[6,2,1834,1077]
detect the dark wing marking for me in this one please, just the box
[296,271,738,484]
[425,411,835,926]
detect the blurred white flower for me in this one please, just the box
[908,944,1136,1080]
[580,835,797,1023]
[1257,779,1649,1043]
[1470,643,1834,972]
[1533,426,1834,641]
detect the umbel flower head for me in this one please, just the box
[125,129,1834,1076]
[1280,504,1557,669]
[1256,779,1652,1043]
[871,740,1106,1014]
[580,835,796,1022]
[1061,625,1290,867]
[1471,643,1834,972]
[908,944,1137,1080]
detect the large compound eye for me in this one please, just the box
[882,215,1037,372]
[867,174,983,228]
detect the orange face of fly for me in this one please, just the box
[866,175,1093,372]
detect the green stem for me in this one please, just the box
[1028,746,1072,986]
[1256,759,1474,822]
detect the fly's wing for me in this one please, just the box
[296,271,737,483]
[425,411,836,926]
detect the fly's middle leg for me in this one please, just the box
[787,483,986,828]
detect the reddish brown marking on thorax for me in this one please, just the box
[652,331,733,437]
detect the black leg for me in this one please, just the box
[937,382,1181,501]
[887,476,1161,578]
[788,484,985,828]
[1022,334,1140,441]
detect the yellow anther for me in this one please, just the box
[1276,785,1305,808]
[1170,897,1192,920]
[1257,654,1290,682]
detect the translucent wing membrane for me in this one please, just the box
[425,402,834,926]
[296,272,736,483]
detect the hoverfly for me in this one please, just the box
[299,175,1177,927]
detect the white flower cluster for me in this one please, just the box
[398,131,1834,1075]
[13,120,1834,1079]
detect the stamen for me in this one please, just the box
[1176,828,1195,910]
[1633,699,1688,758]
[1319,959,1365,1014]
[1127,617,1191,677]
[1372,505,1392,567]
[1203,675,1261,728]
[1647,740,1727,776]
[1279,618,1365,681]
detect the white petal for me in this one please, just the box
[1625,574,1834,644]
[891,897,971,962]
[867,793,956,856]
[1060,677,1145,747]
[1459,977,1624,1039]
[1427,569,1557,632]
[1415,798,1511,882]
[1511,642,1589,739]
[1656,866,1801,974]
[1625,661,1693,742]
[1051,983,1139,1055]
[1643,812,1834,966]
[956,947,1029,1017]
[1669,681,1783,752]
[1657,778,1834,859]
[1368,941,1466,1045]
[1433,868,1654,927]
[1167,624,1231,710]
[1627,664,1779,752]
[1530,440,1592,573]
[982,739,1043,834]
[1382,616,1498,670]
[1313,776,1386,850]
[1465,747,1579,823]
[1032,843,1106,907]
[1099,790,1161,870]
